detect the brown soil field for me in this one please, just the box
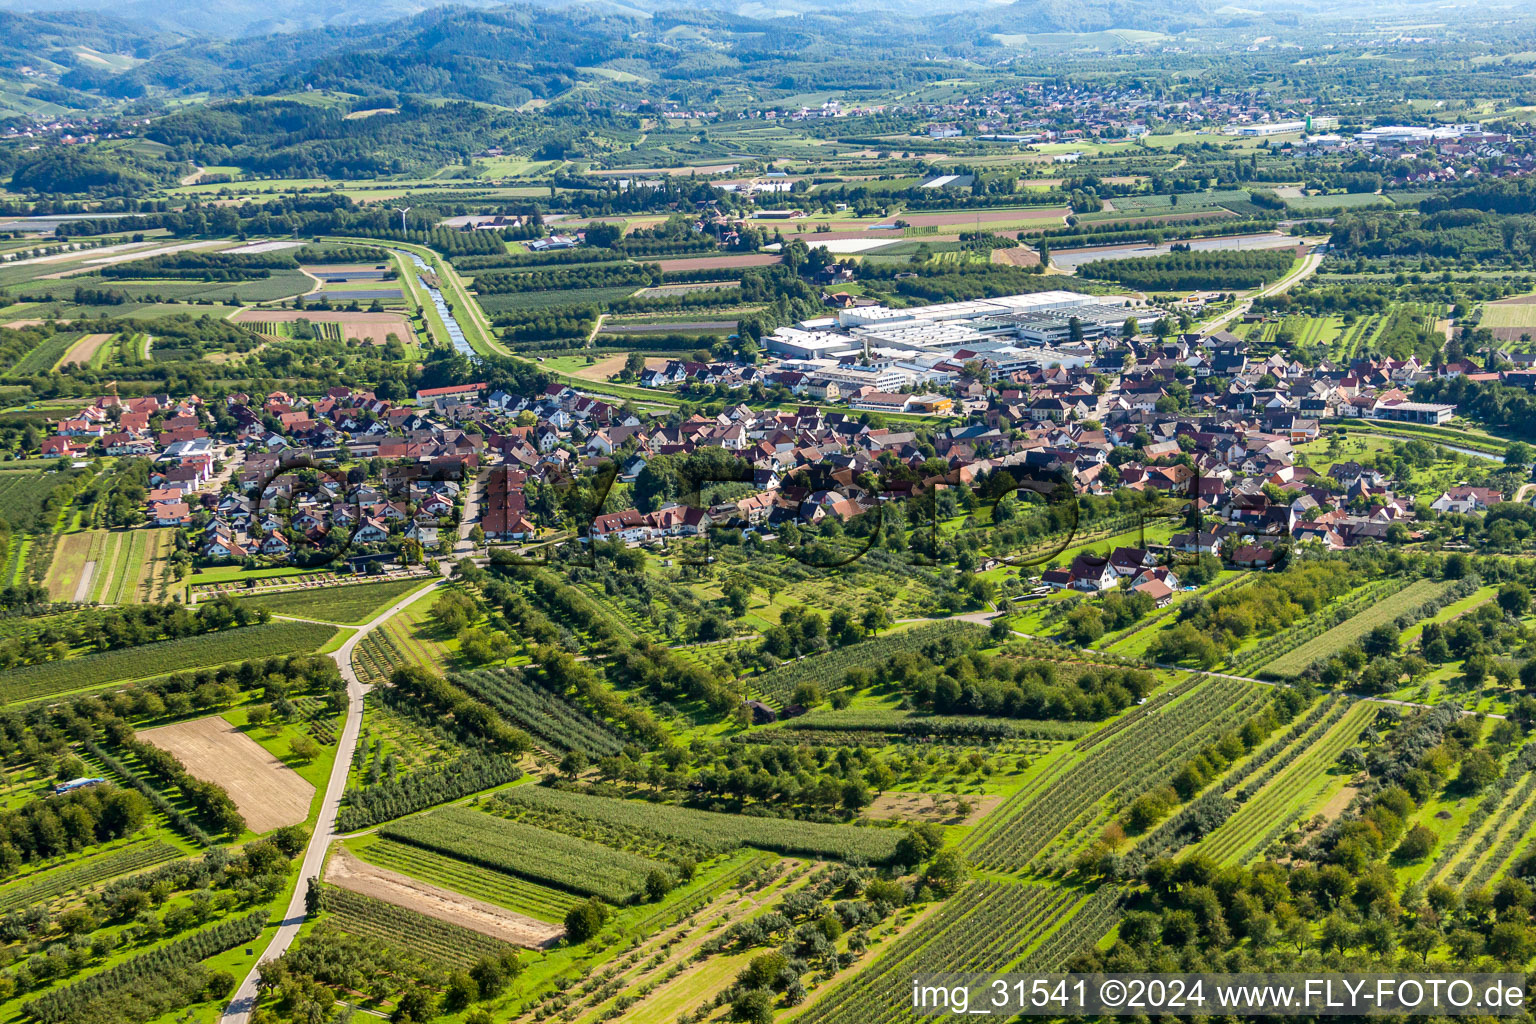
[137,716,314,833]
[3,319,45,329]
[652,253,781,271]
[867,791,1001,826]
[568,354,675,380]
[991,247,1043,267]
[325,848,564,948]
[58,333,113,368]
[233,309,412,346]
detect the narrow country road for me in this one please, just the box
[221,579,443,1024]
[456,468,487,558]
[1203,250,1326,333]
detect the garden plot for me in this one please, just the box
[137,715,314,832]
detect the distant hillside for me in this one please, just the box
[0,0,987,36]
[974,0,1218,33]
[0,0,504,37]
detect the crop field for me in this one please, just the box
[349,836,581,923]
[1427,744,1536,889]
[796,881,1088,1024]
[232,308,414,345]
[381,596,456,671]
[1197,701,1376,865]
[353,631,406,687]
[496,785,906,862]
[319,878,526,968]
[1479,295,1536,342]
[131,527,177,603]
[86,530,126,602]
[478,285,639,314]
[9,332,82,376]
[0,470,48,531]
[0,620,337,704]
[0,839,181,912]
[1286,192,1393,210]
[963,675,1269,871]
[227,577,430,623]
[451,666,628,755]
[380,804,666,903]
[1227,576,1402,676]
[324,847,563,948]
[1258,578,1455,677]
[104,528,148,604]
[42,529,103,601]
[17,269,315,304]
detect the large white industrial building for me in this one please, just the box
[765,290,1161,368]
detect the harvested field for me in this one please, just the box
[57,333,113,369]
[991,247,1042,267]
[137,715,314,832]
[867,791,1001,826]
[652,253,780,271]
[569,354,640,380]
[232,309,412,346]
[324,848,563,948]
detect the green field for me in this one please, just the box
[1198,701,1377,865]
[348,835,581,923]
[1259,579,1455,677]
[0,620,338,704]
[226,578,433,624]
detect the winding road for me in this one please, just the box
[220,579,443,1024]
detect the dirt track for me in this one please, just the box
[138,716,313,833]
[325,848,563,948]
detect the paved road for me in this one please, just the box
[1203,251,1326,333]
[220,580,443,1024]
[456,468,487,559]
